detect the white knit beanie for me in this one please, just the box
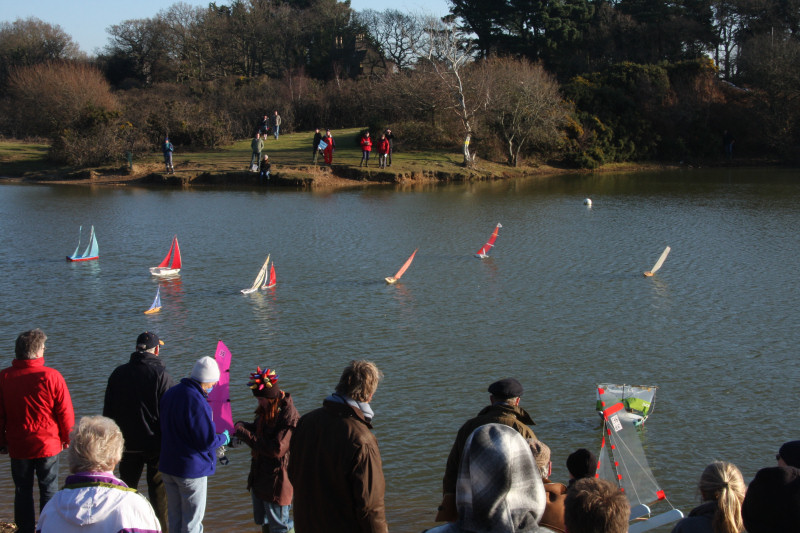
[191,356,220,383]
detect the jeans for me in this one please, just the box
[119,450,169,532]
[251,152,261,168]
[273,125,280,140]
[252,492,293,532]
[10,454,60,533]
[162,472,207,533]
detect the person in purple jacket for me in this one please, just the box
[159,357,230,533]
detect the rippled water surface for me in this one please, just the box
[1,168,799,532]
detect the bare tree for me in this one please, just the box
[420,16,488,167]
[485,57,569,166]
[0,17,83,88]
[357,9,423,72]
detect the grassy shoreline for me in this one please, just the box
[0,130,715,189]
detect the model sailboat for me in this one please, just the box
[644,246,670,277]
[385,248,418,284]
[144,286,162,314]
[242,254,272,294]
[475,223,502,258]
[597,401,683,532]
[208,340,233,465]
[150,235,182,277]
[263,262,276,289]
[596,383,657,426]
[66,226,99,261]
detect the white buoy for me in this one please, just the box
[584,198,592,206]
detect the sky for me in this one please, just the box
[4,0,451,55]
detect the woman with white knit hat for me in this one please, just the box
[159,356,231,533]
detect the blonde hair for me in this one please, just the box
[68,416,124,474]
[335,360,383,402]
[698,461,746,533]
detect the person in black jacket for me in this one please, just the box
[103,331,175,532]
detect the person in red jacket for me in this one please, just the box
[0,329,74,533]
[377,134,390,169]
[322,129,335,165]
[359,131,372,167]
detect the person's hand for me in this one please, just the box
[234,422,244,431]
[221,430,231,446]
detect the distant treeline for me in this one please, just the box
[1,0,799,168]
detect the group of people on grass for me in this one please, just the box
[3,328,799,533]
[358,131,393,168]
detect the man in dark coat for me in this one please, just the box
[103,331,174,532]
[435,377,538,522]
[288,360,388,533]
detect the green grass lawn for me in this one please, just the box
[0,141,56,176]
[0,129,529,181]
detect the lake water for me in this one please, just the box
[1,168,799,532]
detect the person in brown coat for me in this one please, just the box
[234,367,299,533]
[288,360,387,533]
[436,378,537,522]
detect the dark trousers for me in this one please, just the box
[118,450,169,532]
[10,454,60,533]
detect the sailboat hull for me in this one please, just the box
[66,255,99,262]
[150,267,180,277]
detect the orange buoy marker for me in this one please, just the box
[644,246,671,277]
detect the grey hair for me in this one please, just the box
[15,329,47,360]
[68,416,124,474]
[335,360,383,402]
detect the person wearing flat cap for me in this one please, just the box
[435,377,538,523]
[103,331,174,532]
[234,367,299,533]
[159,356,230,533]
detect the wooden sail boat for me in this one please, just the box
[66,225,99,262]
[475,223,502,259]
[262,262,276,289]
[385,248,418,284]
[644,246,670,277]
[144,286,162,314]
[242,254,270,294]
[597,401,683,532]
[150,235,182,277]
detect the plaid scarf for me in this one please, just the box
[456,423,545,532]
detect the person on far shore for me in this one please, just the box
[360,131,372,167]
[670,461,745,533]
[312,128,322,164]
[377,133,390,169]
[162,137,174,174]
[422,424,546,533]
[234,367,299,533]
[322,129,335,165]
[259,154,271,181]
[0,329,74,533]
[251,133,264,170]
[159,356,230,533]
[566,448,597,488]
[36,416,162,532]
[564,477,629,533]
[272,111,281,140]
[436,378,537,522]
[384,129,394,166]
[261,115,270,137]
[289,360,387,533]
[103,331,174,532]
